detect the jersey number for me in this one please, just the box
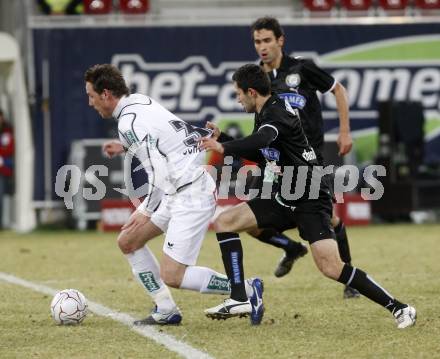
[169,120,211,147]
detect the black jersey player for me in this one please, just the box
[201,63,416,329]
[244,17,359,299]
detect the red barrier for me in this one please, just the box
[334,194,371,226]
[100,200,134,232]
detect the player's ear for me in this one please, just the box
[102,89,111,100]
[278,35,285,48]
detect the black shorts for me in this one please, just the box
[247,193,335,244]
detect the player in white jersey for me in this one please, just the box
[84,64,264,325]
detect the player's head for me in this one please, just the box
[232,64,271,113]
[251,17,284,66]
[84,64,129,119]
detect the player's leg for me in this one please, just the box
[328,172,359,298]
[310,239,416,328]
[213,201,259,301]
[118,210,163,254]
[159,184,226,293]
[204,201,265,323]
[206,198,297,323]
[117,208,180,325]
[299,205,416,329]
[245,175,307,277]
[161,173,264,323]
[179,264,256,297]
[331,211,360,298]
[331,213,351,264]
[163,193,256,302]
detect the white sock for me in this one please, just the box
[125,246,176,312]
[180,266,254,297]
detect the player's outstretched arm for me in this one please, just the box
[199,137,224,153]
[200,126,276,162]
[332,82,352,156]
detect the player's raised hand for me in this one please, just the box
[199,137,224,154]
[205,121,221,140]
[102,140,124,158]
[337,132,353,156]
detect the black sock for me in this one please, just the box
[216,232,247,302]
[255,229,303,257]
[334,221,352,264]
[337,264,406,314]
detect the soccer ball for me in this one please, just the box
[50,289,88,325]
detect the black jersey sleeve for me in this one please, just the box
[218,132,234,143]
[301,58,336,94]
[223,126,277,161]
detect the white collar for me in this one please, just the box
[112,95,128,119]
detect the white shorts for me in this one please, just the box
[150,172,217,266]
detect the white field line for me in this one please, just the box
[0,272,214,359]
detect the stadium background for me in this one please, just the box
[0,0,439,230]
[0,1,440,358]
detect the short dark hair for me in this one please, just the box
[84,64,129,97]
[232,64,271,96]
[251,16,284,39]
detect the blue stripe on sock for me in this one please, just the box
[230,251,241,284]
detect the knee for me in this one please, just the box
[247,227,261,237]
[317,260,342,280]
[160,267,181,288]
[213,212,234,233]
[117,231,139,254]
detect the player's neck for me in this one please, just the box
[255,95,271,114]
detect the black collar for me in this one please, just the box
[258,93,279,115]
[279,53,298,72]
[259,53,296,73]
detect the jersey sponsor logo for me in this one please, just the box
[182,147,203,155]
[285,73,301,88]
[302,148,317,161]
[261,148,281,184]
[124,130,138,146]
[260,147,280,161]
[278,93,306,110]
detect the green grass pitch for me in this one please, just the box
[1,224,439,358]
